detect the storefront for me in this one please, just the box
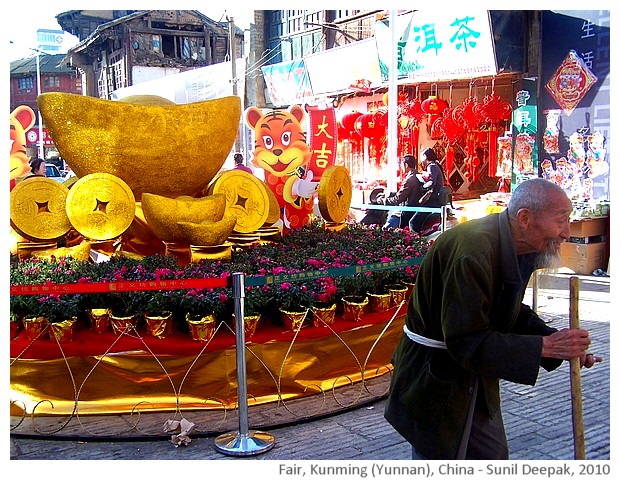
[261,10,610,206]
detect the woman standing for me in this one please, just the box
[409,148,444,233]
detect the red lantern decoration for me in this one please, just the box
[421,95,448,128]
[354,113,378,138]
[340,111,362,134]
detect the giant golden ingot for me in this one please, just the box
[141,192,227,243]
[178,212,238,246]
[36,93,241,200]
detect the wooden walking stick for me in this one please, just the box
[569,276,586,460]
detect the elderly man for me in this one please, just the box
[384,178,601,460]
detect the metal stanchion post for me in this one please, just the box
[441,205,447,232]
[214,272,275,456]
[531,269,538,313]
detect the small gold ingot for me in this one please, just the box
[16,241,58,260]
[367,292,391,313]
[310,303,337,327]
[186,313,216,342]
[48,317,78,343]
[341,296,368,322]
[87,308,111,334]
[22,316,49,340]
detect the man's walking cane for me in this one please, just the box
[569,276,586,460]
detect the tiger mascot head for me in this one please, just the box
[244,105,311,178]
[10,105,36,189]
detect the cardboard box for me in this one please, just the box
[560,241,608,275]
[569,217,608,238]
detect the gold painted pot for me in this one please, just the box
[110,314,139,335]
[310,303,337,328]
[341,296,368,322]
[145,311,173,339]
[280,308,308,332]
[22,316,49,340]
[387,284,408,307]
[366,292,391,313]
[10,317,21,340]
[186,313,216,342]
[87,308,111,334]
[403,281,415,301]
[48,317,78,343]
[233,313,261,338]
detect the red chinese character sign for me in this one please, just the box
[545,50,597,116]
[244,105,336,231]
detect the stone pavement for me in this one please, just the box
[10,271,610,463]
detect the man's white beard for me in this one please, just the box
[536,243,563,270]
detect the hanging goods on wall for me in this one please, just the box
[545,50,597,116]
[453,81,486,179]
[430,85,465,173]
[479,78,513,179]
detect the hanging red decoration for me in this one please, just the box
[480,92,512,181]
[354,113,378,138]
[421,95,448,129]
[431,107,466,172]
[340,111,362,134]
[453,95,486,181]
[373,108,388,129]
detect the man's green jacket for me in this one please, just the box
[384,210,562,459]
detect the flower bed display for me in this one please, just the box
[10,220,429,417]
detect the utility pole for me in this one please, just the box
[35,51,45,160]
[229,16,237,97]
[228,16,241,153]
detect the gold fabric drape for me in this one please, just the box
[11,315,403,416]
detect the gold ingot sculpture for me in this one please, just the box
[318,165,353,224]
[31,240,92,261]
[207,170,270,234]
[66,173,136,241]
[36,93,241,200]
[10,177,72,240]
[141,193,227,243]
[177,212,237,246]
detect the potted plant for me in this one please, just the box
[180,288,229,342]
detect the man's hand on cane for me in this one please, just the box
[541,328,604,368]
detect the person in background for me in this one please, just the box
[409,147,444,232]
[384,178,602,460]
[25,158,47,178]
[233,152,253,174]
[379,155,423,229]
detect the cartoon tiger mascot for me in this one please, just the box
[10,105,36,190]
[244,105,318,230]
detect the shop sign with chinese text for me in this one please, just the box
[375,10,497,82]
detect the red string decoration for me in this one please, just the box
[431,107,466,172]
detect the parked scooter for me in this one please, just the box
[358,187,452,237]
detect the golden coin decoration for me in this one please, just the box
[10,177,72,240]
[66,173,136,241]
[208,170,269,233]
[37,93,241,200]
[261,178,281,225]
[317,165,353,223]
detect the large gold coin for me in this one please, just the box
[10,177,71,240]
[261,178,281,225]
[66,173,136,241]
[318,165,353,223]
[208,170,269,233]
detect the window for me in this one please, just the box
[44,76,60,88]
[18,77,34,90]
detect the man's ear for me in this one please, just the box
[514,208,533,229]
